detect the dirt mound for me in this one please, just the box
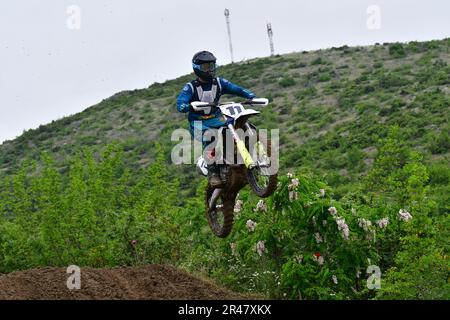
[0,265,246,300]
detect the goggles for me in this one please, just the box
[193,62,217,72]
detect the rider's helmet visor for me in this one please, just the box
[199,62,217,72]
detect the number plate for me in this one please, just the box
[220,104,245,118]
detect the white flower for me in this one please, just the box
[304,201,312,208]
[377,217,389,229]
[328,207,337,216]
[318,256,324,265]
[255,241,267,256]
[336,217,346,229]
[287,172,293,178]
[322,220,327,226]
[234,200,243,213]
[312,253,324,265]
[332,275,338,285]
[316,189,325,198]
[288,178,300,191]
[358,218,372,232]
[295,254,304,264]
[314,232,323,244]
[342,225,350,240]
[351,208,357,215]
[356,270,361,278]
[246,220,257,232]
[230,243,238,256]
[399,209,412,222]
[255,200,268,213]
[336,217,350,240]
[289,191,298,201]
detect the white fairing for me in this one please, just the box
[196,156,208,176]
[240,109,260,117]
[219,103,260,120]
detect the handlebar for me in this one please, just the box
[190,98,269,112]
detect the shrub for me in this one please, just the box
[220,174,380,299]
[311,57,328,65]
[355,102,377,115]
[373,62,383,69]
[295,87,317,100]
[389,43,406,58]
[278,76,297,88]
[427,128,450,154]
[428,161,450,185]
[318,72,332,82]
[378,73,409,89]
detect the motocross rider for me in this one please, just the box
[176,51,256,187]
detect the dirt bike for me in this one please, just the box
[191,98,278,238]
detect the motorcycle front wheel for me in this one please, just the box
[246,137,278,198]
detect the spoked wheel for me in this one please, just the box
[247,138,278,198]
[205,185,235,238]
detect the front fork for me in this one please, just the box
[227,123,255,169]
[226,123,268,169]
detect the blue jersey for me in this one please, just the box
[176,77,256,123]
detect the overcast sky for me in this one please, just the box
[0,0,449,143]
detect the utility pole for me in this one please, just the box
[267,23,275,56]
[224,9,234,63]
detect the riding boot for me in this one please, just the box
[207,164,224,187]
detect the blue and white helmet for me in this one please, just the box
[192,51,217,81]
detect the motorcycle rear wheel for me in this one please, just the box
[205,186,235,238]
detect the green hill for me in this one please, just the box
[1,39,449,200]
[0,38,448,300]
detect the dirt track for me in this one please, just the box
[0,265,246,300]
